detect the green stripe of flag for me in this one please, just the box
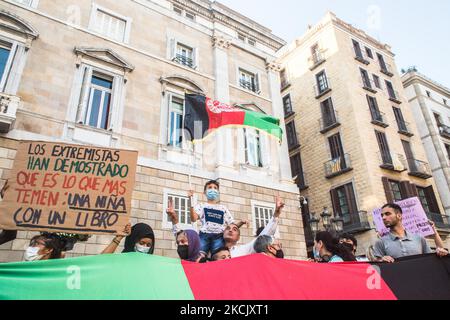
[243,110,283,141]
[0,253,194,300]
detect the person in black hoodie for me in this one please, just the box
[102,223,155,255]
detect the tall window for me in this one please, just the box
[286,121,298,149]
[365,47,373,59]
[416,186,441,215]
[239,69,259,93]
[0,42,11,86]
[385,80,397,99]
[85,73,113,130]
[367,95,381,121]
[280,69,289,88]
[360,68,372,88]
[253,204,274,230]
[175,43,194,68]
[316,70,329,94]
[373,74,381,89]
[311,43,322,64]
[375,130,392,164]
[283,94,293,116]
[352,39,363,58]
[321,97,337,128]
[330,183,358,225]
[393,107,407,132]
[167,193,191,225]
[389,180,404,201]
[290,152,302,178]
[93,8,129,43]
[377,53,388,71]
[244,128,262,167]
[168,96,184,148]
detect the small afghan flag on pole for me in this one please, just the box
[184,94,283,143]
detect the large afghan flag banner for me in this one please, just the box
[184,94,283,143]
[0,253,449,300]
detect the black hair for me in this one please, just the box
[339,232,357,248]
[211,246,230,261]
[204,180,220,192]
[255,226,265,237]
[382,203,403,214]
[315,231,356,262]
[32,233,63,259]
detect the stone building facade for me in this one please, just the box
[278,12,449,257]
[0,0,306,262]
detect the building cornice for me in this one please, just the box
[402,71,450,99]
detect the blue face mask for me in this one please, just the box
[206,189,219,201]
[313,246,321,259]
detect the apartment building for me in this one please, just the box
[0,0,307,262]
[279,12,449,256]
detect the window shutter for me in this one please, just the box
[237,128,246,164]
[409,183,419,198]
[76,66,93,124]
[166,93,173,145]
[193,47,199,69]
[345,183,358,215]
[330,188,341,216]
[259,133,270,168]
[425,186,441,214]
[169,38,176,60]
[399,181,410,199]
[255,73,261,94]
[382,177,394,203]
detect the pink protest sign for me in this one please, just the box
[372,197,435,237]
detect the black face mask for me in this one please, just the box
[342,243,355,254]
[275,249,284,259]
[177,245,189,260]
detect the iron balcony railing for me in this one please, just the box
[378,152,407,172]
[397,120,414,136]
[340,211,372,234]
[173,54,194,68]
[239,79,257,93]
[319,110,340,133]
[309,51,326,70]
[380,61,394,77]
[324,153,352,178]
[407,158,433,179]
[426,212,450,230]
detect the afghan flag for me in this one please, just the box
[184,94,283,143]
[0,253,449,300]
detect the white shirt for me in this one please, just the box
[194,203,234,234]
[230,216,280,258]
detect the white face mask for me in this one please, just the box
[24,246,44,261]
[134,244,150,254]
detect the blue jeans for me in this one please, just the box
[199,232,224,255]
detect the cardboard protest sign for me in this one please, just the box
[372,197,435,237]
[0,141,138,235]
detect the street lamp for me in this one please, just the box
[309,207,344,236]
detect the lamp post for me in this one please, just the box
[309,207,344,237]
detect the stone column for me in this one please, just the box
[212,36,234,171]
[266,61,292,184]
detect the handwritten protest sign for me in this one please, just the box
[0,141,138,235]
[372,197,435,237]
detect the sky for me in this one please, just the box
[219,0,450,89]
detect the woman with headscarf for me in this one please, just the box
[167,199,206,263]
[102,223,155,255]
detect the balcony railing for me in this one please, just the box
[324,153,353,179]
[370,110,389,128]
[426,212,450,230]
[380,62,394,77]
[239,79,257,93]
[407,158,433,179]
[314,77,332,98]
[397,120,414,137]
[0,93,19,133]
[438,124,450,139]
[378,152,407,172]
[388,89,402,104]
[354,48,370,65]
[173,54,194,68]
[361,78,378,93]
[340,211,372,234]
[319,110,340,134]
[309,51,326,70]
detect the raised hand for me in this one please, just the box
[0,180,9,199]
[166,199,178,224]
[274,196,285,217]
